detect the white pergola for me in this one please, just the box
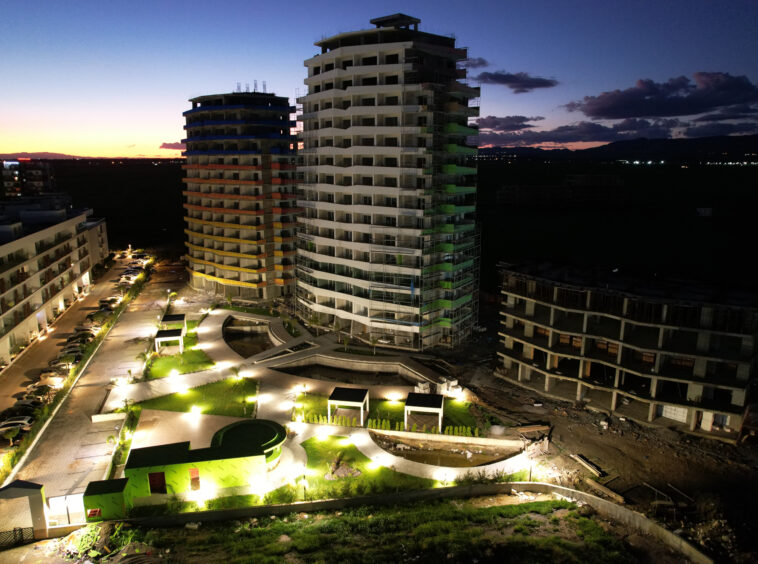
[154,328,185,353]
[327,387,370,426]
[404,393,444,430]
[161,313,187,332]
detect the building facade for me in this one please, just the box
[2,159,56,198]
[182,92,298,300]
[0,204,108,365]
[497,264,756,439]
[296,14,479,350]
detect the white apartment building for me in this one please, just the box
[297,14,479,350]
[0,206,108,364]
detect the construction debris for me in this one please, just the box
[570,453,604,477]
[583,477,625,504]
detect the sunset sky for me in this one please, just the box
[2,0,757,157]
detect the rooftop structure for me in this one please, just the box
[296,14,480,351]
[183,91,298,300]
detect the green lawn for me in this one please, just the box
[148,349,214,380]
[300,435,434,499]
[138,377,258,417]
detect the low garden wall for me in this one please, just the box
[370,428,524,449]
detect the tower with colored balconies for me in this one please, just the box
[182,91,299,300]
[296,14,479,350]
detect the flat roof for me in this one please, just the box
[329,387,369,403]
[155,329,183,339]
[405,393,444,409]
[84,478,128,497]
[161,313,186,323]
[126,420,287,470]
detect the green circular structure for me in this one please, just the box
[211,419,287,463]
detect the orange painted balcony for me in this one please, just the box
[274,264,295,271]
[271,163,296,170]
[183,177,263,185]
[271,177,301,185]
[273,222,296,229]
[183,190,266,201]
[274,250,296,257]
[183,164,262,171]
[273,236,295,243]
[271,192,297,200]
[183,203,265,215]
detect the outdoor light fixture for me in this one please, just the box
[386,392,402,403]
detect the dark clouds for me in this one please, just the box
[693,104,758,122]
[478,117,683,146]
[474,71,559,93]
[160,142,185,150]
[476,115,544,131]
[566,72,758,119]
[683,121,758,138]
[460,57,488,69]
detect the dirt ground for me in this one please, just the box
[445,359,758,563]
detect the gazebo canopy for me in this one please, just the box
[404,393,444,430]
[328,387,370,426]
[155,328,185,353]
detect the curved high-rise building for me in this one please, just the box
[296,14,479,350]
[182,92,298,299]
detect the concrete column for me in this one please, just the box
[582,313,588,333]
[580,337,586,355]
[686,383,703,402]
[548,330,555,347]
[549,307,556,326]
[403,407,407,429]
[524,323,534,338]
[517,362,523,382]
[438,411,443,432]
[696,331,710,353]
[732,389,746,407]
[653,353,661,374]
[546,353,553,370]
[544,375,552,392]
[619,320,626,341]
[576,381,584,401]
[622,297,629,316]
[648,402,656,422]
[553,286,560,304]
[610,390,618,411]
[661,304,668,324]
[578,359,584,380]
[585,290,592,309]
[613,369,620,388]
[657,328,665,348]
[650,377,658,398]
[525,300,535,316]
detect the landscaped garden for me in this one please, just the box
[137,377,258,417]
[299,434,434,498]
[64,498,643,563]
[146,349,214,380]
[294,392,483,435]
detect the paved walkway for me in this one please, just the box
[101,306,529,485]
[12,262,185,498]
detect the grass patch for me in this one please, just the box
[300,434,434,498]
[148,349,214,380]
[138,377,258,417]
[107,498,638,563]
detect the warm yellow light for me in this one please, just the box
[169,369,179,378]
[245,395,257,403]
[190,405,203,415]
[315,430,331,442]
[278,400,294,411]
[386,392,403,403]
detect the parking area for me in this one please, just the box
[9,260,186,500]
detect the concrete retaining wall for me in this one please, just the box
[370,429,524,449]
[273,353,427,383]
[91,412,127,423]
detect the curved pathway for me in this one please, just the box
[104,307,529,485]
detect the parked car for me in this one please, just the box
[72,327,97,337]
[67,333,94,344]
[14,399,44,410]
[24,385,53,399]
[0,416,35,432]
